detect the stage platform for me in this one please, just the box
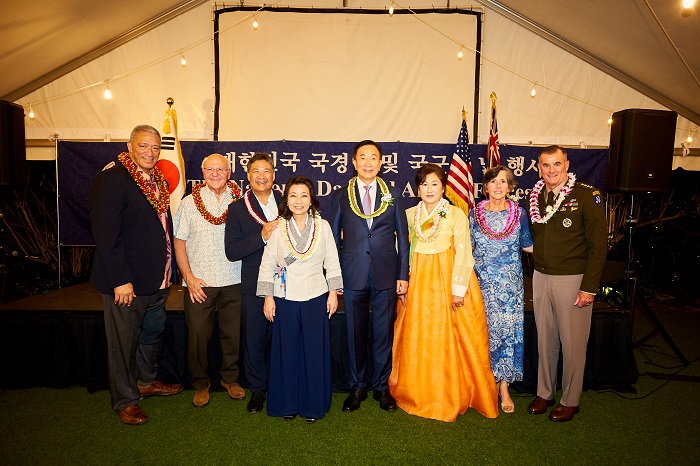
[0,280,638,393]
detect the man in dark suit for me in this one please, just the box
[225,152,281,413]
[90,124,183,425]
[330,140,410,412]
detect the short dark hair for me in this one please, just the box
[415,163,447,190]
[482,165,516,197]
[539,145,567,160]
[352,140,382,159]
[279,176,320,220]
[247,152,275,171]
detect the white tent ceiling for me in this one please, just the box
[2,0,698,124]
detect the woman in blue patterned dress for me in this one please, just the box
[469,166,533,413]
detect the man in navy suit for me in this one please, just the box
[225,152,281,413]
[90,124,183,425]
[330,140,410,412]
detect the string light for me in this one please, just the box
[688,131,693,143]
[682,0,694,9]
[389,2,394,16]
[607,113,613,126]
[530,82,537,98]
[180,53,187,67]
[28,103,35,119]
[19,2,626,133]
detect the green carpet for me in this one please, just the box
[2,308,699,465]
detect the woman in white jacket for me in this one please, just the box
[257,176,343,423]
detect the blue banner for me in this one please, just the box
[57,140,608,245]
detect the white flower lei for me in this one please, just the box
[529,173,576,224]
[280,214,322,261]
[414,198,448,242]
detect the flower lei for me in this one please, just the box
[414,198,448,242]
[118,152,169,214]
[348,177,393,219]
[529,173,576,224]
[192,181,242,225]
[475,199,519,240]
[243,189,281,225]
[280,214,322,261]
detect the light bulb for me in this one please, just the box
[180,54,187,67]
[607,115,613,126]
[688,134,693,143]
[104,86,112,101]
[28,105,35,119]
[530,83,537,98]
[682,0,694,9]
[253,18,258,30]
[457,49,463,61]
[389,4,394,16]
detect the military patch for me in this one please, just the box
[594,194,602,204]
[562,218,572,228]
[563,199,579,207]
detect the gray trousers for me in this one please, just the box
[102,288,169,411]
[532,271,592,407]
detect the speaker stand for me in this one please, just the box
[623,194,690,367]
[633,294,689,365]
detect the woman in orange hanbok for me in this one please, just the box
[389,163,498,422]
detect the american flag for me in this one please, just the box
[487,98,500,168]
[446,118,475,210]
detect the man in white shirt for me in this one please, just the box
[174,153,245,407]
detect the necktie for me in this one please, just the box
[363,185,372,228]
[547,191,555,206]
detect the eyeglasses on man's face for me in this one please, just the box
[203,167,229,174]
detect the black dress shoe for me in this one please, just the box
[373,389,397,412]
[283,414,297,421]
[342,388,367,412]
[305,417,317,424]
[247,390,266,413]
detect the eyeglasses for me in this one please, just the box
[203,167,229,174]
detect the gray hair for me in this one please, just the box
[130,124,160,141]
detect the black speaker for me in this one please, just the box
[0,100,27,185]
[606,109,677,192]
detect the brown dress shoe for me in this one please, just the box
[193,385,210,408]
[527,396,555,414]
[549,403,580,422]
[138,380,184,398]
[118,404,148,425]
[221,381,246,400]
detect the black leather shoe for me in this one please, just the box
[342,388,367,412]
[283,414,296,421]
[305,417,318,424]
[373,389,397,412]
[247,390,266,413]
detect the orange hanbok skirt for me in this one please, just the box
[389,248,498,422]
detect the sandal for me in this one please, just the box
[498,381,515,414]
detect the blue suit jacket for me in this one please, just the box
[224,191,282,296]
[329,179,410,291]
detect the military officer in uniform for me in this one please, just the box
[526,145,607,422]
